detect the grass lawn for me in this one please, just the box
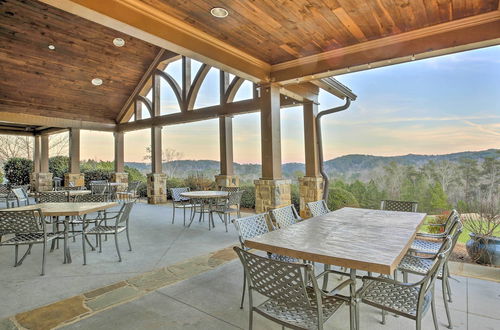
[421,215,499,244]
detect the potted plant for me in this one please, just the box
[462,198,500,266]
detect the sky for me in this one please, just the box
[80,45,500,164]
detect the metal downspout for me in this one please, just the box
[315,98,352,201]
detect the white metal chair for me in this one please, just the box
[306,200,330,217]
[211,190,244,232]
[381,200,418,212]
[170,187,195,226]
[268,204,301,229]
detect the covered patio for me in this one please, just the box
[1,0,499,329]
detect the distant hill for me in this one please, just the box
[125,149,498,181]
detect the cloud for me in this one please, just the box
[326,114,500,126]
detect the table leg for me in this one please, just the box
[349,268,358,330]
[63,217,72,264]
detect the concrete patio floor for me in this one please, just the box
[1,202,499,330]
[0,201,246,319]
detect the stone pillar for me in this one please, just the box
[254,83,291,213]
[147,126,166,203]
[31,135,52,192]
[299,100,324,217]
[216,115,239,188]
[65,128,84,187]
[112,131,128,191]
[254,179,292,213]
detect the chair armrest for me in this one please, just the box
[417,232,446,239]
[325,279,353,296]
[361,275,423,288]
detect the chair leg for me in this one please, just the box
[322,264,330,291]
[126,227,132,251]
[172,206,175,224]
[403,271,408,283]
[443,274,453,328]
[99,234,102,253]
[249,309,254,330]
[240,271,246,309]
[431,292,439,330]
[446,275,453,302]
[41,241,46,276]
[183,207,186,226]
[381,309,386,325]
[14,245,18,267]
[114,234,122,262]
[71,223,75,242]
[224,213,228,232]
[82,232,87,265]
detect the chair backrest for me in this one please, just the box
[170,187,190,202]
[0,184,9,195]
[221,186,240,193]
[61,186,83,191]
[443,209,459,234]
[234,246,316,309]
[233,213,271,247]
[380,200,418,212]
[117,201,134,225]
[306,200,330,217]
[0,210,42,234]
[127,181,141,193]
[90,180,108,185]
[75,194,109,203]
[12,188,28,201]
[269,205,301,229]
[227,190,244,206]
[38,191,69,203]
[90,183,108,195]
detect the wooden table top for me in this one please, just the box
[180,191,229,198]
[245,207,426,275]
[1,202,119,216]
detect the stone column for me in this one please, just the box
[112,131,128,190]
[299,101,324,217]
[65,128,84,187]
[215,115,239,188]
[147,126,166,204]
[31,134,52,192]
[254,83,291,213]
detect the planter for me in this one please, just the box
[466,233,500,266]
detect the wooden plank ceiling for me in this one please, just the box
[143,0,499,65]
[0,0,161,124]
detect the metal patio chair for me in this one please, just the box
[234,246,351,330]
[0,184,11,208]
[71,194,110,244]
[170,187,195,226]
[37,191,70,203]
[7,187,30,208]
[268,204,302,229]
[81,201,134,265]
[409,213,461,256]
[0,209,63,275]
[359,237,453,330]
[220,186,240,193]
[306,200,330,217]
[117,181,140,201]
[211,190,244,232]
[416,209,458,240]
[381,199,418,212]
[90,182,108,195]
[398,219,462,328]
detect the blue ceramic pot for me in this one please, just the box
[465,233,500,266]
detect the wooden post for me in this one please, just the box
[219,116,234,176]
[69,128,80,174]
[152,72,161,117]
[254,83,291,213]
[33,135,41,173]
[299,100,324,217]
[134,99,142,120]
[151,126,162,173]
[182,56,191,108]
[148,125,166,204]
[260,83,282,179]
[114,131,125,173]
[40,134,49,173]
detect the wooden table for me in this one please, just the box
[245,207,426,330]
[180,191,229,228]
[2,202,118,264]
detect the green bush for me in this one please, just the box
[124,166,146,184]
[240,185,256,209]
[137,182,148,197]
[49,156,69,182]
[327,187,359,211]
[0,169,4,183]
[82,169,112,188]
[165,177,186,199]
[4,158,33,186]
[291,184,300,211]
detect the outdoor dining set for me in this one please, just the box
[231,199,462,330]
[0,180,139,275]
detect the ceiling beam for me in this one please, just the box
[0,129,34,137]
[281,83,319,103]
[0,112,116,131]
[40,0,270,83]
[271,11,500,84]
[118,97,299,132]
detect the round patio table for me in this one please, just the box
[180,191,229,229]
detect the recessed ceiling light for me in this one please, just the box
[48,44,55,50]
[210,7,228,18]
[113,37,125,47]
[91,78,103,86]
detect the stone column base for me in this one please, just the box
[112,172,129,192]
[254,179,291,213]
[214,175,240,188]
[64,173,85,187]
[299,176,324,218]
[147,173,167,204]
[30,172,53,192]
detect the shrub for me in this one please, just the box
[137,182,148,197]
[184,173,215,191]
[327,187,359,211]
[82,169,112,188]
[49,156,69,182]
[165,177,186,199]
[4,158,33,186]
[291,183,300,211]
[0,169,4,183]
[124,166,146,184]
[240,185,255,209]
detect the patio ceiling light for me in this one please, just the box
[113,37,125,47]
[210,7,228,18]
[48,44,55,50]
[91,78,103,86]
